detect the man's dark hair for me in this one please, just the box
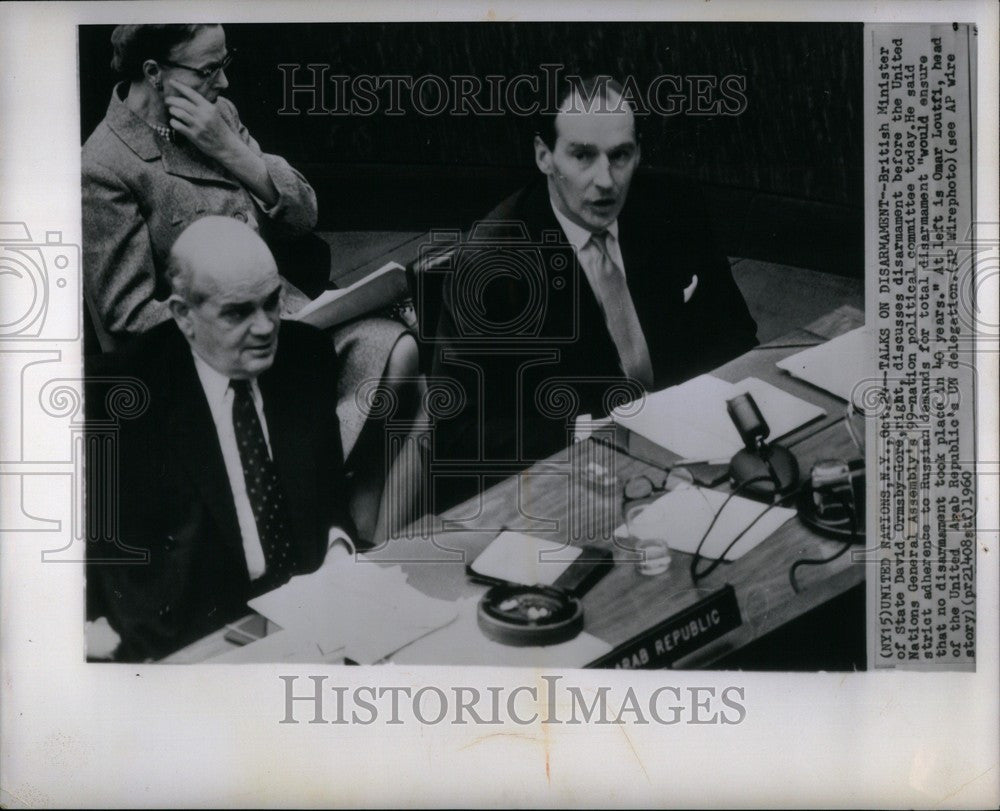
[535,74,638,150]
[110,24,215,80]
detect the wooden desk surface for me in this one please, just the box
[167,304,865,666]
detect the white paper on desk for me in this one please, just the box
[391,597,612,667]
[776,326,870,402]
[614,486,796,561]
[470,530,581,586]
[208,628,341,664]
[611,374,825,460]
[248,555,458,664]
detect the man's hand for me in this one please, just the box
[85,617,121,660]
[164,81,243,162]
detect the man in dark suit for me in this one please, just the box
[430,75,758,510]
[85,216,355,662]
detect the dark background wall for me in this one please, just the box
[79,22,863,275]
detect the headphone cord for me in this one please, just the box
[690,474,791,583]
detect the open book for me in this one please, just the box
[289,261,409,329]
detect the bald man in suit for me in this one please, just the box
[86,216,355,661]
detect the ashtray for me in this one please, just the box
[477,584,584,646]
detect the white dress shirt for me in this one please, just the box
[192,352,273,580]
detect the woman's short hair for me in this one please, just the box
[109,24,215,80]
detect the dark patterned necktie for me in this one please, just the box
[230,379,292,581]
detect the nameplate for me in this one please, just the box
[586,585,741,669]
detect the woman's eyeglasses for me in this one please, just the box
[160,49,235,82]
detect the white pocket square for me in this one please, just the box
[683,274,699,303]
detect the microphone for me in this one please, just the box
[725,392,799,499]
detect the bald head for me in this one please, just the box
[167,216,283,379]
[167,216,278,304]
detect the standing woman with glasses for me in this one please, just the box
[82,24,424,544]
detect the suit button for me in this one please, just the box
[233,211,248,223]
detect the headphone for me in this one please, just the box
[796,458,865,542]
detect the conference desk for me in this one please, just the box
[167,304,865,667]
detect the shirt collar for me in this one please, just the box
[547,192,619,250]
[191,351,263,410]
[191,351,234,408]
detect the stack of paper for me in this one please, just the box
[247,555,458,664]
[610,375,825,460]
[776,327,870,401]
[614,486,796,561]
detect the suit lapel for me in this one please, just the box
[160,329,245,560]
[521,182,611,357]
[102,83,240,185]
[617,192,686,389]
[103,84,162,162]
[158,138,241,185]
